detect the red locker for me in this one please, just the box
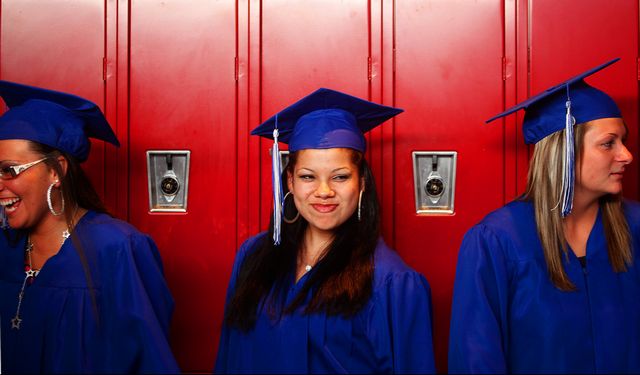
[258,0,371,229]
[0,0,110,199]
[527,0,639,199]
[394,1,506,370]
[128,1,237,369]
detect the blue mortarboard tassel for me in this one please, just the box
[271,115,284,245]
[559,84,575,217]
[251,89,404,246]
[484,59,622,217]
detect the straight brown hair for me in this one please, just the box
[523,122,632,290]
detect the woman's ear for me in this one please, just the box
[287,169,294,192]
[50,155,68,186]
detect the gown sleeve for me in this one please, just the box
[213,235,259,374]
[448,224,510,374]
[384,271,436,373]
[100,231,179,373]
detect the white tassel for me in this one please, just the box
[551,87,575,217]
[560,95,575,217]
[271,116,284,245]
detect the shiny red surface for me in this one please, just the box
[128,1,237,370]
[259,0,370,231]
[1,0,638,372]
[395,1,506,370]
[528,0,639,200]
[0,0,109,199]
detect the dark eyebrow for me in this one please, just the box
[297,167,352,173]
[332,167,351,173]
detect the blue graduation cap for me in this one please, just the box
[486,58,622,217]
[252,88,403,152]
[252,88,403,245]
[0,80,120,162]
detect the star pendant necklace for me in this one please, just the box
[11,228,70,330]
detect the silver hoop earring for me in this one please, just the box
[357,190,364,222]
[47,181,64,216]
[282,191,300,224]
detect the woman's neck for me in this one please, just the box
[294,227,334,282]
[27,214,69,268]
[29,206,86,268]
[302,227,333,263]
[563,191,600,257]
[568,189,600,221]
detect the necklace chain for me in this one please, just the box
[11,229,70,330]
[11,241,36,330]
[300,251,322,274]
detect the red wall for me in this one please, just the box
[395,1,506,366]
[1,0,638,372]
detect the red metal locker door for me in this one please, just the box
[394,1,506,371]
[255,0,372,231]
[128,1,236,371]
[527,0,639,200]
[0,0,110,201]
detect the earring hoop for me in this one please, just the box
[357,190,364,222]
[282,191,300,224]
[47,181,64,216]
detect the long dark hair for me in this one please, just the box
[27,141,109,320]
[29,142,109,217]
[225,149,380,331]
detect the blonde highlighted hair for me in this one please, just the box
[523,121,632,290]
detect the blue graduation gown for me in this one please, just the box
[214,233,436,374]
[0,210,179,374]
[449,199,640,373]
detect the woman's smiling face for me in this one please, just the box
[0,139,55,229]
[287,148,362,235]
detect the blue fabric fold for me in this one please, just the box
[0,211,179,373]
[214,233,436,374]
[449,200,640,373]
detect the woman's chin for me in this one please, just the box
[6,211,31,230]
[6,219,24,230]
[306,217,346,233]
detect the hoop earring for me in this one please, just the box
[47,181,65,216]
[357,190,364,222]
[282,191,300,224]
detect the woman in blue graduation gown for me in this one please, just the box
[214,88,435,374]
[449,58,640,373]
[0,81,179,373]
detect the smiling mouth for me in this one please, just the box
[312,204,338,213]
[0,197,21,213]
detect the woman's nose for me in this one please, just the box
[619,144,633,164]
[315,181,335,198]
